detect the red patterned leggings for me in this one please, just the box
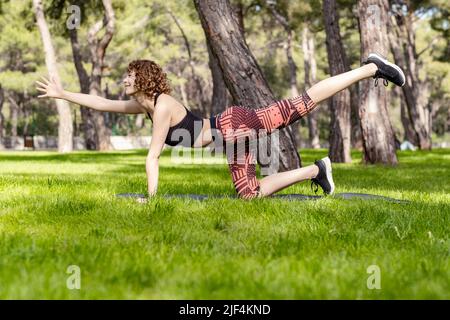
[215,92,317,199]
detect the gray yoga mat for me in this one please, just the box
[116,193,409,203]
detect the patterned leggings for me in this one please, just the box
[214,92,317,199]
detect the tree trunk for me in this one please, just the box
[395,86,417,144]
[266,0,301,146]
[350,85,363,149]
[69,28,97,150]
[401,98,418,144]
[195,0,301,173]
[446,107,450,135]
[388,5,432,150]
[323,0,352,163]
[86,0,115,151]
[265,2,299,98]
[357,0,397,165]
[232,1,246,37]
[266,1,304,147]
[178,76,190,108]
[207,40,230,116]
[22,89,31,136]
[167,8,207,115]
[0,84,4,148]
[302,25,320,149]
[7,94,18,138]
[33,0,73,153]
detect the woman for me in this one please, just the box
[35,54,405,200]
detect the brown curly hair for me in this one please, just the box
[127,60,171,98]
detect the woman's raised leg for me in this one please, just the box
[306,63,378,105]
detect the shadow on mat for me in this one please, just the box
[116,193,409,204]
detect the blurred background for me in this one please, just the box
[0,0,448,153]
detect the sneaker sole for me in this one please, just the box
[368,53,406,87]
[323,156,335,195]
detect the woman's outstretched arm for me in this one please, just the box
[35,76,144,114]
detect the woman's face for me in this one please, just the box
[123,70,137,96]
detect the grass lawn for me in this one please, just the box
[0,148,449,299]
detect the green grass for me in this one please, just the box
[0,148,449,299]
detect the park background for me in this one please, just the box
[0,0,449,299]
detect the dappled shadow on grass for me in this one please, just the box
[0,170,232,200]
[0,149,148,163]
[109,161,228,175]
[0,148,447,163]
[3,187,446,238]
[0,171,145,201]
[0,148,230,164]
[334,159,450,194]
[106,161,234,196]
[1,149,448,201]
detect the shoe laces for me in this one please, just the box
[311,158,320,194]
[374,76,389,87]
[310,180,319,194]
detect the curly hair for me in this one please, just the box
[127,60,171,98]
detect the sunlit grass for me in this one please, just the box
[0,149,449,299]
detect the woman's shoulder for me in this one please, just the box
[153,94,176,116]
[155,93,175,105]
[155,94,185,111]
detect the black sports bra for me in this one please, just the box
[146,93,204,147]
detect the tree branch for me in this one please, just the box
[97,0,115,56]
[265,0,290,32]
[417,37,440,58]
[166,8,193,60]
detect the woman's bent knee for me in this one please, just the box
[237,186,263,200]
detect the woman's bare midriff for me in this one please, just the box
[195,117,214,148]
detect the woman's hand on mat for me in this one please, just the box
[136,197,148,204]
[35,76,64,99]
